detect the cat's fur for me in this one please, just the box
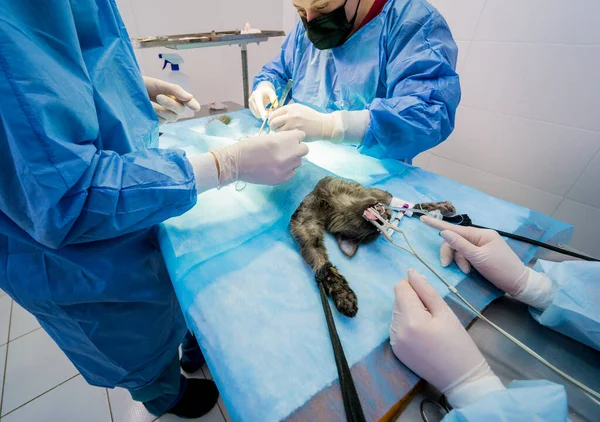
[290,177,456,317]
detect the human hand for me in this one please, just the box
[211,130,309,186]
[269,103,340,142]
[390,269,503,407]
[249,82,278,120]
[420,216,528,296]
[143,76,201,124]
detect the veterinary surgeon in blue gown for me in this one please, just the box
[249,0,461,161]
[389,217,600,421]
[0,1,308,418]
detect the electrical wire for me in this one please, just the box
[468,224,599,262]
[387,229,600,406]
[404,208,599,261]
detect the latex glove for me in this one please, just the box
[390,269,504,408]
[421,217,555,309]
[269,104,371,143]
[187,153,220,194]
[144,76,201,125]
[249,82,278,120]
[269,104,338,141]
[211,130,308,186]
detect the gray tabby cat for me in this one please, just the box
[290,177,455,318]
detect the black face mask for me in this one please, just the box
[302,0,362,50]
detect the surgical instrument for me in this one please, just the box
[363,206,600,405]
[257,80,293,136]
[388,205,599,262]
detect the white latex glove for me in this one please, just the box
[144,76,201,125]
[211,130,308,186]
[187,153,220,194]
[390,269,505,408]
[249,82,278,120]
[269,103,339,142]
[421,217,555,309]
[269,104,371,143]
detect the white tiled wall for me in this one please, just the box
[116,0,288,106]
[424,0,600,256]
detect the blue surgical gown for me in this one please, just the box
[0,1,197,389]
[530,260,600,352]
[254,0,461,161]
[443,380,568,422]
[441,260,600,421]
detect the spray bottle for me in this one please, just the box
[159,53,195,119]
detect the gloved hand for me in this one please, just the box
[268,104,339,142]
[249,82,278,120]
[144,76,201,125]
[211,130,308,186]
[421,217,555,309]
[390,269,504,408]
[269,104,372,143]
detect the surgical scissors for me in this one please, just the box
[256,79,293,136]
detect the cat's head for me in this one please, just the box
[329,197,393,258]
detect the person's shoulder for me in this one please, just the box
[383,0,442,25]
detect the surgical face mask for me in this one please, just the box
[301,0,362,50]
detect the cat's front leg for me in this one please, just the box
[315,263,358,318]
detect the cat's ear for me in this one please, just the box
[337,236,360,258]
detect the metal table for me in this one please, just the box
[133,31,285,108]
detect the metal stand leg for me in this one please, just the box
[241,44,249,109]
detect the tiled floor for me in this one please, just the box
[0,290,231,422]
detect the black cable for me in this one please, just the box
[467,223,600,262]
[431,213,600,262]
[316,280,366,422]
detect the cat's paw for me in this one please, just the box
[332,285,358,318]
[415,201,456,216]
[315,264,359,318]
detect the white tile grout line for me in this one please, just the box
[0,327,45,348]
[469,39,600,47]
[217,401,228,422]
[0,300,13,416]
[200,365,228,421]
[5,327,43,346]
[0,304,86,420]
[429,152,564,199]
[201,365,229,422]
[458,104,600,135]
[554,147,600,217]
[471,0,490,43]
[0,298,10,349]
[0,373,81,419]
[455,0,490,72]
[106,388,114,422]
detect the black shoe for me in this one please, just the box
[167,378,219,419]
[180,332,206,374]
